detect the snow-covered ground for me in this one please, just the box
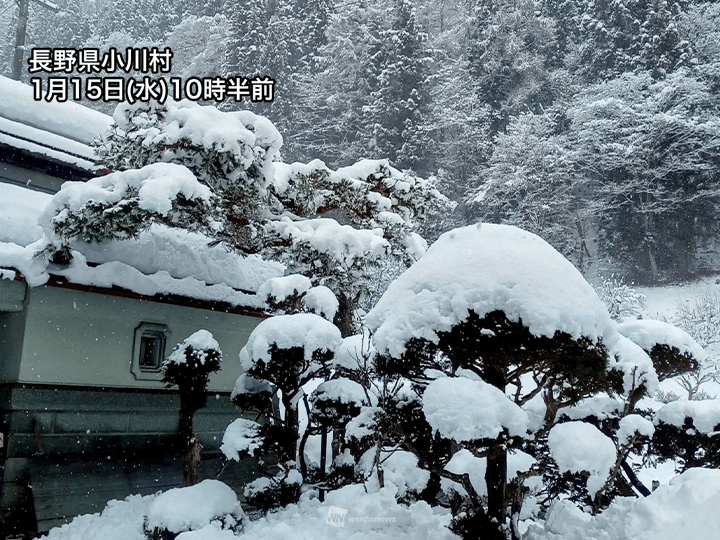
[45,483,457,540]
[638,276,720,322]
[638,276,720,400]
[43,468,720,540]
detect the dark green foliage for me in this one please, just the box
[648,344,699,381]
[380,389,455,470]
[309,390,363,429]
[50,190,214,247]
[246,345,332,400]
[244,472,302,511]
[365,0,432,171]
[256,423,303,464]
[652,418,720,471]
[577,0,692,80]
[448,490,507,540]
[435,311,614,406]
[162,343,222,413]
[238,342,334,466]
[162,333,222,485]
[91,101,272,255]
[231,384,273,416]
[467,0,558,132]
[375,308,617,538]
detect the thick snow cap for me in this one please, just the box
[617,318,706,361]
[239,313,343,369]
[366,223,619,358]
[145,479,243,533]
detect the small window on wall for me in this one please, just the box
[139,329,166,370]
[131,322,170,381]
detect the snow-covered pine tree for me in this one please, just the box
[578,0,692,80]
[221,312,343,509]
[293,1,387,167]
[256,0,332,155]
[42,99,446,337]
[466,0,558,134]
[28,0,93,52]
[162,14,229,80]
[43,100,282,256]
[225,279,376,499]
[467,111,592,265]
[561,69,720,281]
[222,0,269,83]
[364,0,432,173]
[269,159,445,336]
[162,330,223,486]
[366,223,656,540]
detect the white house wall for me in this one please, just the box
[17,285,260,391]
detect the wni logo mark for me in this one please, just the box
[326,506,348,527]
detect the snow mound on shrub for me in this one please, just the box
[165,329,221,366]
[145,480,243,533]
[303,286,339,321]
[367,223,618,358]
[617,414,655,444]
[617,318,706,360]
[610,334,659,396]
[40,163,211,230]
[240,313,343,367]
[423,376,528,441]
[257,274,312,303]
[533,468,720,540]
[654,399,720,433]
[313,378,367,406]
[547,421,616,495]
[220,418,263,460]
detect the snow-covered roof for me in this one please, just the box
[0,182,283,310]
[0,76,112,170]
[366,223,620,358]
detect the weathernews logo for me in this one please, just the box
[325,506,397,527]
[326,506,348,527]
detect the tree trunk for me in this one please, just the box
[647,243,659,283]
[282,396,299,464]
[333,292,356,338]
[485,366,508,525]
[179,406,201,486]
[643,209,659,283]
[486,443,508,525]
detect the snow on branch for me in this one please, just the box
[422,377,528,442]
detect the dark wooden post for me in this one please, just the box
[11,0,29,80]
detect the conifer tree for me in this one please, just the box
[364,0,432,172]
[162,330,223,486]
